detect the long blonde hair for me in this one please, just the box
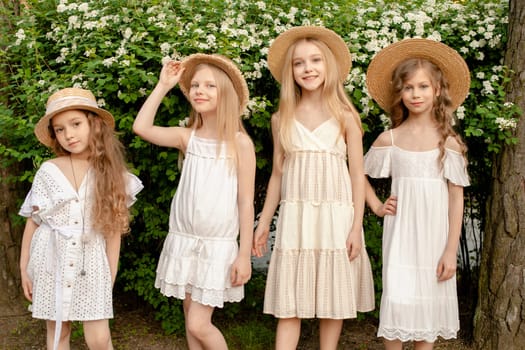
[186,64,248,168]
[50,111,130,238]
[276,38,362,153]
[389,58,468,167]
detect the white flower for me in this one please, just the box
[97,98,106,107]
[178,117,189,127]
[495,117,517,131]
[57,4,67,13]
[102,57,117,67]
[476,72,485,79]
[456,106,465,120]
[123,27,133,40]
[481,80,494,95]
[78,3,89,13]
[139,88,147,97]
[160,42,171,56]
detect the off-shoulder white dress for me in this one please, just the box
[263,117,375,319]
[364,130,469,342]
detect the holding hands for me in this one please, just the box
[252,221,270,258]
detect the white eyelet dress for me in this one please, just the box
[19,162,143,322]
[364,130,470,342]
[263,117,375,319]
[155,131,244,307]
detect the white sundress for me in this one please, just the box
[155,131,243,307]
[364,130,469,342]
[263,117,375,319]
[19,161,143,321]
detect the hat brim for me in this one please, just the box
[268,26,351,83]
[366,38,470,112]
[179,53,249,115]
[35,105,115,148]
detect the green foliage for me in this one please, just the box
[1,0,519,335]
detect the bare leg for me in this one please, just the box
[275,318,301,350]
[83,319,113,350]
[414,340,434,350]
[185,299,227,350]
[46,321,71,350]
[383,338,403,350]
[319,319,343,350]
[183,295,204,350]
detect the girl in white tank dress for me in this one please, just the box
[133,54,255,350]
[364,39,471,349]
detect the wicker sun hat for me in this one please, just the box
[35,87,115,147]
[267,25,352,83]
[179,53,250,115]
[366,38,470,112]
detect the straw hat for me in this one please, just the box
[366,38,470,112]
[35,87,114,147]
[179,53,250,115]
[267,26,351,83]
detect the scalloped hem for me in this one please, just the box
[378,328,458,343]
[155,281,243,308]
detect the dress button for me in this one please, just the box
[72,242,76,246]
[69,263,74,267]
[67,284,71,288]
[74,221,79,224]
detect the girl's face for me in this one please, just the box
[51,109,91,157]
[189,66,218,116]
[292,41,326,92]
[400,68,439,116]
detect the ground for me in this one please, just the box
[0,296,473,350]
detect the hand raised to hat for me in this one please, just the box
[158,60,185,90]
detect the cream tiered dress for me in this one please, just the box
[364,130,469,342]
[155,131,243,307]
[264,117,375,319]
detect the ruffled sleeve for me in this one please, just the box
[126,172,144,207]
[364,146,392,179]
[18,162,55,225]
[444,149,470,186]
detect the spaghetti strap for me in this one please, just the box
[389,129,395,146]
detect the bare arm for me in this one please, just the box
[230,133,256,286]
[345,112,366,261]
[252,114,284,257]
[105,233,122,287]
[437,182,464,282]
[133,60,189,150]
[365,178,397,217]
[20,217,38,301]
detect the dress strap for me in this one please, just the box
[389,129,395,146]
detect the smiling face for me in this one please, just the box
[189,65,218,117]
[400,68,440,117]
[291,40,326,92]
[51,109,91,157]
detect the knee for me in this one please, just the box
[186,317,210,339]
[84,325,112,350]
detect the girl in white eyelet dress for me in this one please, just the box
[19,87,143,350]
[364,40,470,350]
[133,54,255,350]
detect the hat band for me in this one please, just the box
[46,96,99,114]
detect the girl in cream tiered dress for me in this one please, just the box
[264,117,375,319]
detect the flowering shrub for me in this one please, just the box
[1,0,519,333]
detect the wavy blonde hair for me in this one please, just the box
[186,63,248,169]
[389,58,468,167]
[276,38,362,153]
[50,111,130,238]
